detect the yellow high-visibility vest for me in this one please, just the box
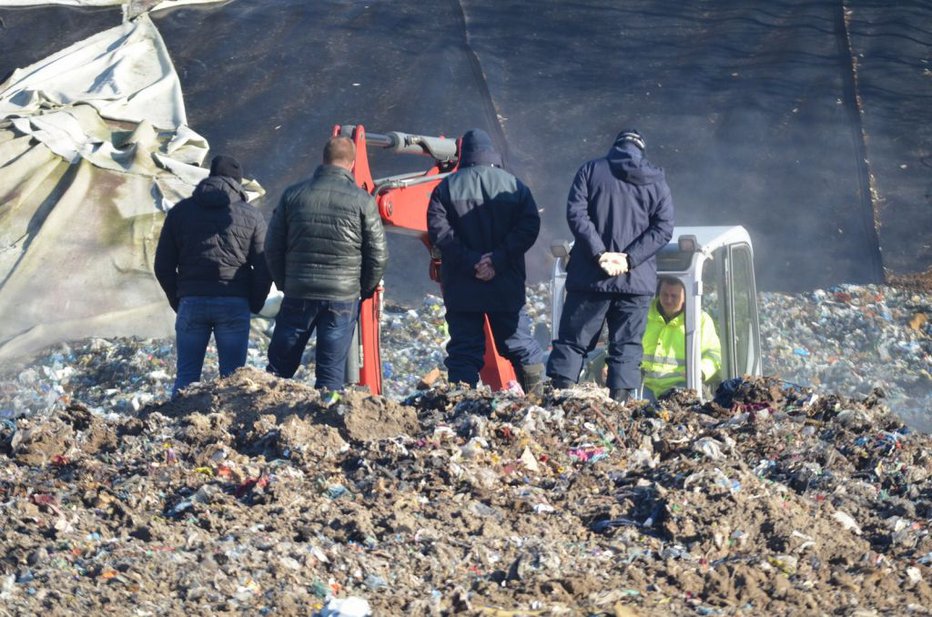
[641,300,721,397]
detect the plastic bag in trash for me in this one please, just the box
[714,377,744,407]
[319,596,371,617]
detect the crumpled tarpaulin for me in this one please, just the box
[0,13,263,364]
[0,0,223,19]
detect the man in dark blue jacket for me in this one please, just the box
[427,129,545,394]
[154,155,271,397]
[546,129,674,402]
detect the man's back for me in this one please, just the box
[439,164,535,264]
[428,164,539,313]
[266,164,387,302]
[564,140,674,296]
[155,175,268,304]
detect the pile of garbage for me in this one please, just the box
[760,284,930,431]
[1,369,931,615]
[0,283,929,613]
[1,283,928,430]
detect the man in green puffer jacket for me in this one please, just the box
[264,136,387,390]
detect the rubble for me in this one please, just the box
[760,284,931,431]
[0,369,931,615]
[0,282,929,614]
[2,282,926,429]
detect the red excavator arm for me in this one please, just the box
[332,124,518,395]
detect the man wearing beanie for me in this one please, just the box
[546,129,674,402]
[427,128,546,395]
[154,154,272,397]
[264,136,388,391]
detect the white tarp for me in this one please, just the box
[1,13,189,129]
[0,0,224,20]
[0,13,262,364]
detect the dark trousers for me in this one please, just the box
[174,296,251,397]
[444,308,545,387]
[266,297,359,390]
[547,291,651,390]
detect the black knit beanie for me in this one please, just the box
[614,129,646,152]
[209,155,243,182]
[459,129,503,168]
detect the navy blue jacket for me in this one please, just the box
[427,162,540,312]
[154,175,272,313]
[564,141,674,295]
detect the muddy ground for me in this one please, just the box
[1,369,931,616]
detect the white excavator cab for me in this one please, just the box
[549,225,762,401]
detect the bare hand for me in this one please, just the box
[475,253,495,281]
[598,252,628,277]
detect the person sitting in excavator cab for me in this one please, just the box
[642,276,721,399]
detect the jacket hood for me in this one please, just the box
[606,139,665,186]
[194,175,248,208]
[459,128,503,168]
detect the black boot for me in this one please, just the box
[518,363,545,396]
[610,388,633,403]
[550,375,574,390]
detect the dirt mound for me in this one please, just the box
[889,267,932,292]
[1,370,930,615]
[137,369,419,475]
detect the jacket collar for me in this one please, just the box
[314,164,356,183]
[650,299,684,325]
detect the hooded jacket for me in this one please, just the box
[265,165,388,302]
[154,175,272,313]
[427,129,540,312]
[564,137,674,295]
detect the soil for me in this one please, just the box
[1,370,931,616]
[889,267,932,293]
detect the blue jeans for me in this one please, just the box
[444,308,545,387]
[266,297,359,390]
[174,296,251,397]
[547,291,651,390]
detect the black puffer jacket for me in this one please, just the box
[154,175,272,313]
[265,165,388,301]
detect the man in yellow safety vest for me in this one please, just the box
[642,277,721,398]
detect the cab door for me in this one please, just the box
[702,242,761,383]
[725,242,762,377]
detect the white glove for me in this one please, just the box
[598,252,629,277]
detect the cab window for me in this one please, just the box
[729,243,760,376]
[700,248,726,391]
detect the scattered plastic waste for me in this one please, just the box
[760,283,930,431]
[320,596,371,617]
[0,283,929,614]
[833,510,863,535]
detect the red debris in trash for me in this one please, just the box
[30,493,58,507]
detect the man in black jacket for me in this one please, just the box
[154,155,271,397]
[264,136,388,390]
[427,128,545,394]
[546,129,674,402]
